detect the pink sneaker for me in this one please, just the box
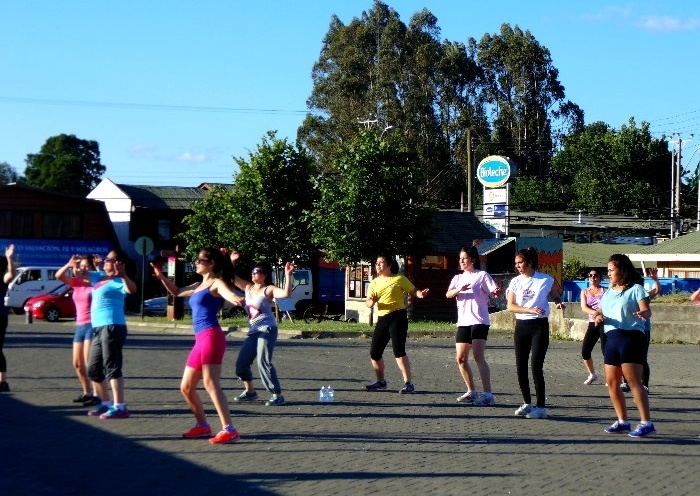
[209,429,240,444]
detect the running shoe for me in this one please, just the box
[82,396,102,407]
[209,429,240,444]
[265,394,286,406]
[583,373,598,385]
[628,422,656,438]
[182,425,212,438]
[526,407,548,419]
[456,391,478,403]
[365,380,387,391]
[73,393,93,403]
[99,406,131,419]
[232,390,259,402]
[87,403,110,417]
[399,382,415,394]
[473,393,495,406]
[514,403,533,417]
[604,421,631,434]
[619,382,630,392]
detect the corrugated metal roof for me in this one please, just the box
[564,242,648,268]
[116,184,206,209]
[431,210,495,253]
[475,237,514,256]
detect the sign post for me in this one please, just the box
[476,155,517,237]
[134,236,154,319]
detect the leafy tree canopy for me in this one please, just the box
[181,132,318,265]
[23,134,105,196]
[310,129,436,265]
[0,161,20,185]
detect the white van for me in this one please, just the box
[4,266,63,313]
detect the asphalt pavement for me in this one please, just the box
[1,314,699,496]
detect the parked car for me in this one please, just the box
[24,284,76,322]
[142,294,246,318]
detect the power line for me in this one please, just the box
[0,96,308,116]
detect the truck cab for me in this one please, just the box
[4,266,63,314]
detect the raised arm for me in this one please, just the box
[3,244,16,284]
[150,262,199,297]
[270,262,295,300]
[646,268,661,299]
[211,279,245,307]
[114,260,137,294]
[56,255,81,284]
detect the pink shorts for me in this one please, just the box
[185,327,226,370]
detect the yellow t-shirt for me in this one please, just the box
[368,275,415,316]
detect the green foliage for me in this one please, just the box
[550,118,671,214]
[310,129,436,265]
[23,134,105,196]
[563,257,587,280]
[181,132,318,264]
[0,162,20,185]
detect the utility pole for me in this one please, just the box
[671,134,694,237]
[466,128,473,213]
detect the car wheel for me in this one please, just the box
[45,308,61,322]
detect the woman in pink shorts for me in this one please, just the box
[152,247,244,445]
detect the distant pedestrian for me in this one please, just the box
[579,269,606,385]
[445,246,501,405]
[0,244,16,392]
[506,247,565,419]
[228,255,294,407]
[364,254,429,394]
[56,254,99,405]
[152,247,245,444]
[595,253,655,437]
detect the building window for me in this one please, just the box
[0,211,34,238]
[42,213,82,239]
[158,219,171,240]
[349,263,371,299]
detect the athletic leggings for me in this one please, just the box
[514,318,550,408]
[581,321,604,360]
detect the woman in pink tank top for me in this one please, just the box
[580,270,606,385]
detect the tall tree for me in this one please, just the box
[299,1,490,208]
[24,134,105,196]
[0,161,20,185]
[472,24,584,180]
[182,132,318,265]
[310,129,435,265]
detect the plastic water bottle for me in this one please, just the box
[319,385,328,402]
[326,385,334,402]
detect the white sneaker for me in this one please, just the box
[456,391,478,403]
[584,372,598,385]
[526,407,548,419]
[514,403,532,416]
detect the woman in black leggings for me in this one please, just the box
[506,247,565,419]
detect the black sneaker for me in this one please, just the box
[399,382,415,394]
[365,380,387,391]
[0,381,10,393]
[82,396,102,407]
[232,390,259,402]
[73,393,93,403]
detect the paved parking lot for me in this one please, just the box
[2,315,699,495]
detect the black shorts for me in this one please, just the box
[456,324,490,344]
[603,329,648,366]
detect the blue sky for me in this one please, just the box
[2,1,700,187]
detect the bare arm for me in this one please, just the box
[269,262,295,299]
[646,269,661,299]
[56,255,80,284]
[580,288,596,316]
[3,244,16,284]
[150,262,199,297]
[691,287,700,303]
[549,286,566,310]
[114,261,137,294]
[211,279,245,306]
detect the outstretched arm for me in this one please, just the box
[270,262,295,299]
[150,262,199,297]
[3,244,16,284]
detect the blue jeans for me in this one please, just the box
[235,328,281,395]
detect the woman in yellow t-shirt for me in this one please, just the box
[364,254,429,394]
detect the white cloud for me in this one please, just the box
[174,151,210,163]
[637,15,700,32]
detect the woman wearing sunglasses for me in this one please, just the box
[229,258,294,407]
[580,270,606,385]
[152,247,245,444]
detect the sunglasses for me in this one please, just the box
[103,258,117,263]
[195,258,211,264]
[588,274,600,278]
[251,269,265,275]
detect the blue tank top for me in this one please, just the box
[189,287,222,335]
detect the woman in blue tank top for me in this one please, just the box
[152,247,244,444]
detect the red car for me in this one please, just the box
[24,284,76,322]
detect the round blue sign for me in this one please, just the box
[476,156,515,188]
